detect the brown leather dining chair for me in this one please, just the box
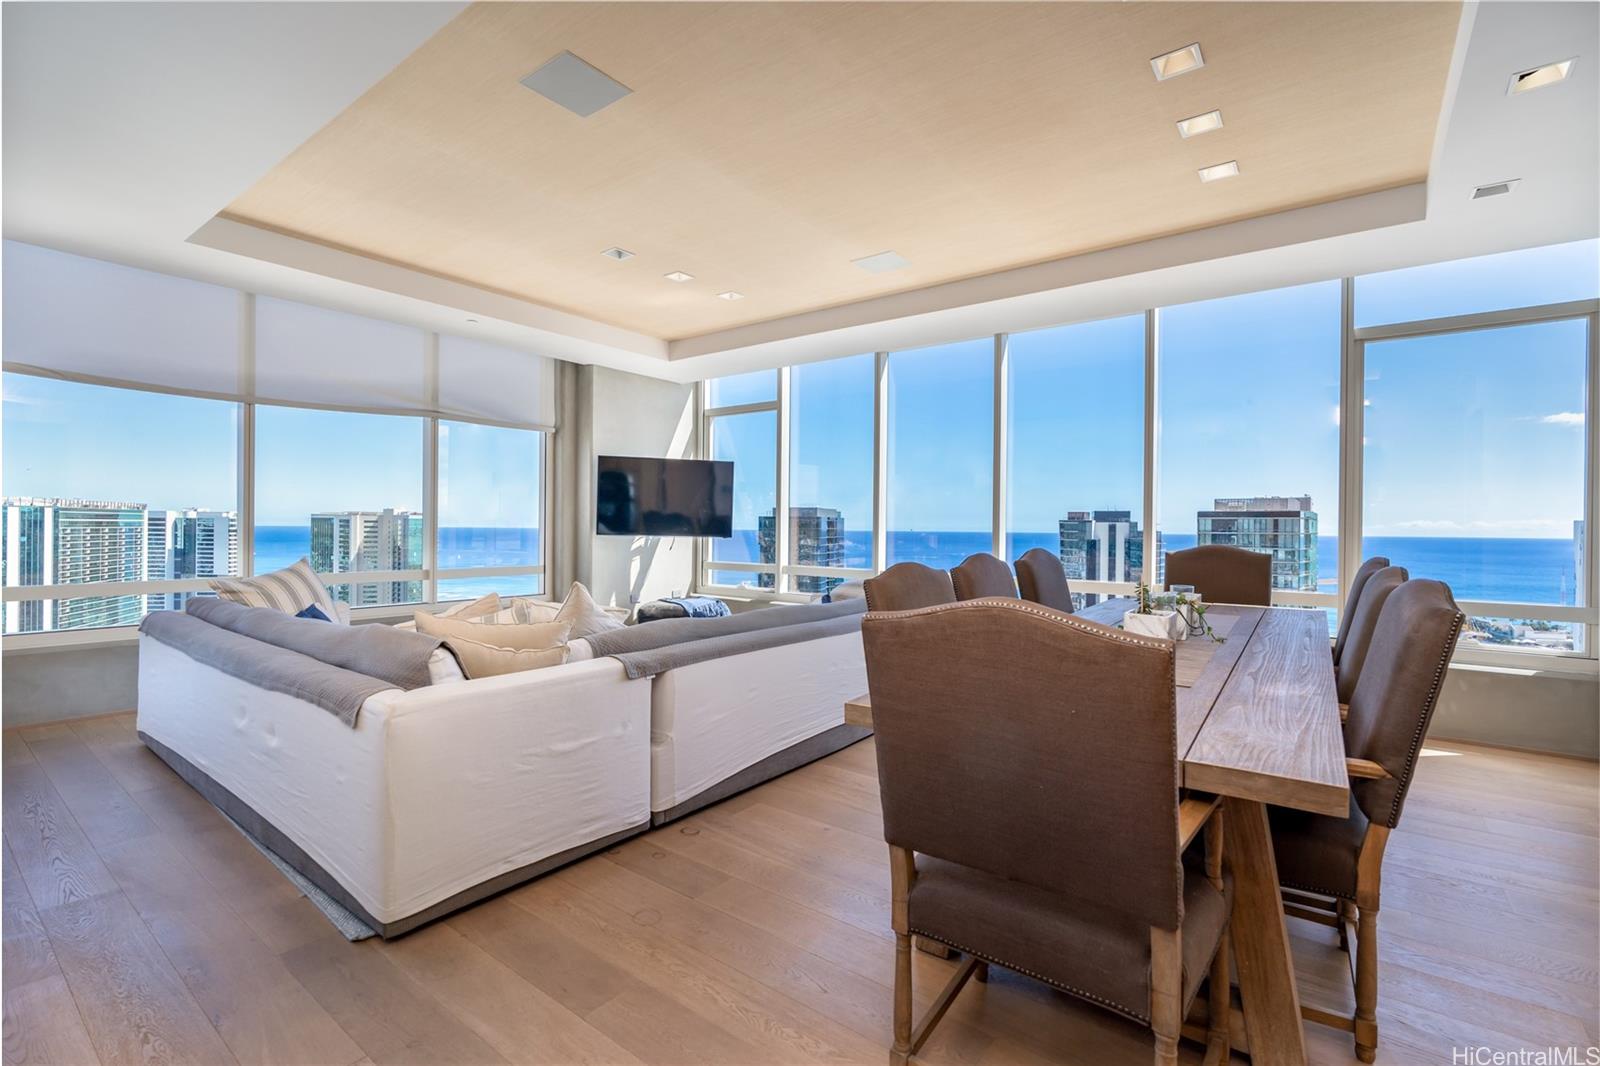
[1013,547,1074,613]
[1164,545,1271,606]
[1334,565,1408,704]
[1272,579,1464,1063]
[862,599,1233,1066]
[1332,556,1390,666]
[862,562,957,612]
[950,552,1018,600]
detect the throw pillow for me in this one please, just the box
[295,604,333,622]
[442,633,569,679]
[552,582,627,639]
[210,558,340,620]
[439,592,501,620]
[412,611,573,652]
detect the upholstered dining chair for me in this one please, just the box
[1334,565,1408,704]
[1332,556,1390,666]
[1164,545,1271,606]
[950,552,1018,601]
[1013,547,1074,613]
[1272,579,1464,1063]
[863,562,956,612]
[862,599,1233,1066]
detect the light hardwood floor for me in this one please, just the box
[3,714,1596,1065]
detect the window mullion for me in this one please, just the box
[1143,309,1159,589]
[774,367,791,594]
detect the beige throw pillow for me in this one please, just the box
[412,611,572,651]
[552,582,627,639]
[441,592,501,620]
[210,558,340,620]
[443,635,568,679]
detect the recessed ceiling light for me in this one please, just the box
[1471,179,1521,200]
[600,247,635,261]
[1508,58,1574,95]
[521,51,632,117]
[663,270,695,282]
[716,291,744,301]
[1176,109,1224,139]
[1197,160,1240,183]
[1151,43,1204,81]
[852,250,910,274]
[465,318,479,324]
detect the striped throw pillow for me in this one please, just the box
[209,558,341,621]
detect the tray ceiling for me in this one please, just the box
[222,1,1461,340]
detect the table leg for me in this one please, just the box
[1224,796,1307,1066]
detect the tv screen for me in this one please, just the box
[596,456,734,538]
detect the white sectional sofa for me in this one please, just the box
[137,634,652,937]
[135,597,869,937]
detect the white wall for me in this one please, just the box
[568,364,699,613]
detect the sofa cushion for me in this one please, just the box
[210,558,339,620]
[413,611,571,651]
[443,632,569,679]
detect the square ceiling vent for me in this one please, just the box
[521,52,632,117]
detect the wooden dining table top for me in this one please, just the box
[847,598,1350,817]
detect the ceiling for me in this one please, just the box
[221,2,1461,340]
[4,3,1596,382]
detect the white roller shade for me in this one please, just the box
[254,296,426,411]
[2,240,240,395]
[438,334,556,429]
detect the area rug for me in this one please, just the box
[223,813,375,941]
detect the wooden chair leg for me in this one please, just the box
[1203,928,1231,1065]
[1337,899,1355,953]
[1150,928,1182,1066]
[1353,906,1378,1063]
[973,961,989,983]
[891,932,912,1065]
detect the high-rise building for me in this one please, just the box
[310,509,424,605]
[147,509,239,611]
[2,497,147,633]
[757,507,846,593]
[1196,496,1319,592]
[1057,510,1153,605]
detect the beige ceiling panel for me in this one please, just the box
[224,1,1461,339]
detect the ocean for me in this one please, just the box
[259,523,1581,608]
[713,530,1583,607]
[254,525,543,600]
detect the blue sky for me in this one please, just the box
[5,239,1596,538]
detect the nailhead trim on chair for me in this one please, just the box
[910,927,1152,1025]
[1381,611,1464,828]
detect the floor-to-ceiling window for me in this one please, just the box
[886,338,993,568]
[1006,315,1145,605]
[703,370,779,589]
[788,354,875,593]
[1156,281,1342,603]
[1356,240,1598,656]
[695,239,1598,663]
[1,241,552,638]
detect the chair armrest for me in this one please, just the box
[1178,794,1221,849]
[1346,757,1392,780]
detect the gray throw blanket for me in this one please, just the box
[187,598,442,691]
[585,598,865,679]
[141,611,403,727]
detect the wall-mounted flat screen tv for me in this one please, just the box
[596,456,734,537]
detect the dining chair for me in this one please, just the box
[1332,556,1390,666]
[1013,547,1074,613]
[950,552,1018,600]
[863,561,956,612]
[1271,579,1465,1063]
[862,599,1233,1066]
[1334,565,1408,704]
[1163,545,1272,606]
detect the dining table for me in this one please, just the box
[844,599,1347,1066]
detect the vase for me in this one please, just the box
[1124,609,1181,641]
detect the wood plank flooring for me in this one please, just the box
[2,713,1595,1065]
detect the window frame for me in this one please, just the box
[2,295,550,647]
[696,279,1599,669]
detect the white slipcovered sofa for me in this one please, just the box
[136,634,651,937]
